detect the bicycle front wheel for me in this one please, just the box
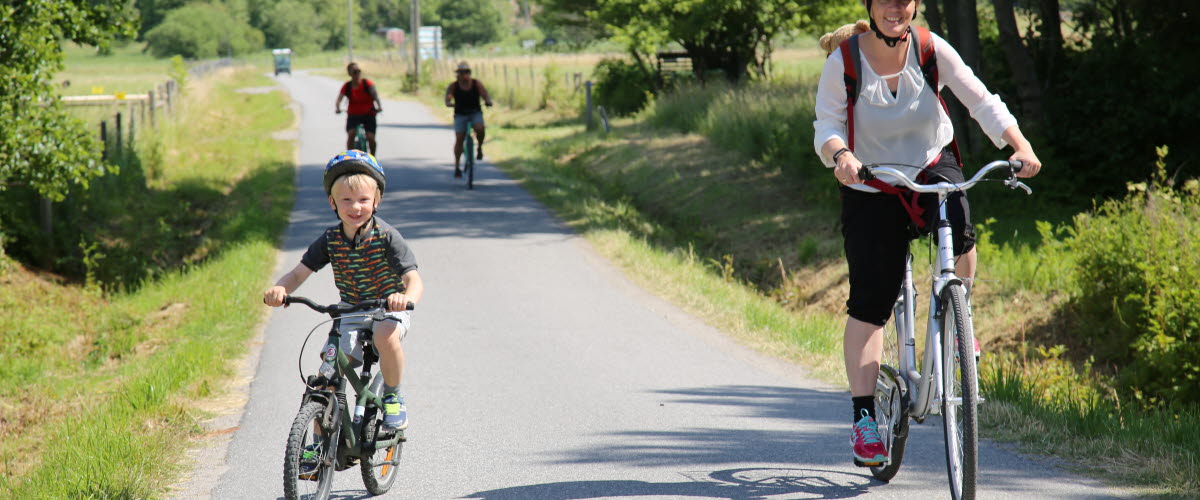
[464,136,475,190]
[360,407,402,494]
[284,401,337,500]
[940,283,978,500]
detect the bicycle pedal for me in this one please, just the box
[854,458,885,467]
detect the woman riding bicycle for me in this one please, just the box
[336,62,383,155]
[812,0,1041,465]
[444,61,493,179]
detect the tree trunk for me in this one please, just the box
[940,0,981,154]
[925,0,944,36]
[992,0,1044,127]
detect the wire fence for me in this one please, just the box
[39,58,234,235]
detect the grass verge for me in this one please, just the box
[0,68,294,498]
[472,102,1197,496]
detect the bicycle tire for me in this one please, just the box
[284,401,337,500]
[354,124,368,153]
[359,407,402,494]
[940,284,978,500]
[871,364,910,481]
[464,132,475,190]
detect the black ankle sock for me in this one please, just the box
[852,396,875,422]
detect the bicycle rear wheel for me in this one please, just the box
[360,407,403,494]
[871,295,911,481]
[284,401,337,500]
[940,284,978,500]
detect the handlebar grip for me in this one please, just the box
[858,167,876,182]
[406,302,416,311]
[1008,160,1024,173]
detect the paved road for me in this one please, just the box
[206,71,1125,499]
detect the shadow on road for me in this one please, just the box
[465,467,875,499]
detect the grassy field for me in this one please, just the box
[0,64,295,497]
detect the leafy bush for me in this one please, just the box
[1066,147,1200,405]
[145,3,264,58]
[593,58,655,117]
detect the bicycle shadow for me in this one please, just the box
[464,467,875,500]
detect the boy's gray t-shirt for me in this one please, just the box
[300,216,417,302]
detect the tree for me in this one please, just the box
[261,0,324,53]
[437,0,504,50]
[545,0,845,83]
[144,2,265,58]
[991,0,1043,126]
[0,1,137,203]
[534,0,608,49]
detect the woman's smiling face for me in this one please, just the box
[870,0,918,39]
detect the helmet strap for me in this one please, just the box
[870,19,910,48]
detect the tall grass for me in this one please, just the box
[0,68,294,498]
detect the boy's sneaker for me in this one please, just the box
[382,393,408,430]
[476,145,484,160]
[851,409,888,465]
[454,167,463,178]
[298,442,321,480]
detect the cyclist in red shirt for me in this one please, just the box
[335,62,383,155]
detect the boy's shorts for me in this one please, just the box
[336,306,411,368]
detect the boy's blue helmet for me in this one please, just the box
[324,150,386,195]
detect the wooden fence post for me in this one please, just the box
[100,120,108,161]
[148,90,156,128]
[115,112,123,154]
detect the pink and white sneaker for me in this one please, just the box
[851,409,889,465]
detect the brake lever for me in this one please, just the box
[1005,178,1033,195]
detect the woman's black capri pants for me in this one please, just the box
[839,151,975,326]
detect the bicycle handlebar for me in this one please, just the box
[276,295,415,314]
[859,160,1031,195]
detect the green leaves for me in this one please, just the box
[0,1,135,201]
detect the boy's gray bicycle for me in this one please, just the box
[279,295,414,500]
[859,160,1031,500]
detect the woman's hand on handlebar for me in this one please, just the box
[263,286,288,307]
[1010,148,1042,178]
[834,152,864,186]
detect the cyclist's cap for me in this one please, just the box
[324,150,386,195]
[456,61,471,72]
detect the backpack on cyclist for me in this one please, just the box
[838,26,963,228]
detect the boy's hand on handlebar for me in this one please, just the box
[385,292,411,312]
[263,286,287,307]
[1010,149,1042,178]
[834,153,864,186]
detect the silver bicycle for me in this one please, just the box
[860,160,1031,500]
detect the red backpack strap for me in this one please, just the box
[913,26,963,169]
[838,36,861,151]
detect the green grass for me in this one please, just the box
[0,68,294,498]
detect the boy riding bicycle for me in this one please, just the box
[263,150,424,432]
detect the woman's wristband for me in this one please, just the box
[832,147,852,165]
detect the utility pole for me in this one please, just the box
[411,0,420,83]
[347,0,354,61]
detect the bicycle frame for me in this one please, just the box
[872,160,1026,418]
[891,197,964,421]
[301,314,404,462]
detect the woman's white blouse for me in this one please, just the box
[812,32,1017,192]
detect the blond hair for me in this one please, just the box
[332,173,381,199]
